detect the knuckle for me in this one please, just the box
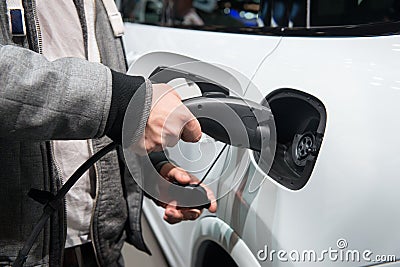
[193,133,201,142]
[154,136,163,146]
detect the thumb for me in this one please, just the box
[181,117,202,143]
[170,167,192,185]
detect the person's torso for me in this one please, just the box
[0,1,136,266]
[37,0,101,249]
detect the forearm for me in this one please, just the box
[0,44,151,142]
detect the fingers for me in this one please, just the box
[180,114,202,143]
[160,164,218,214]
[163,201,202,224]
[205,189,218,213]
[175,168,217,213]
[159,165,214,224]
[141,83,202,154]
[168,167,192,185]
[159,163,191,184]
[162,103,201,146]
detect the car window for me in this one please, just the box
[121,0,400,28]
[259,0,400,28]
[121,0,262,27]
[310,0,400,26]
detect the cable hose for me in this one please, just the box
[13,141,224,265]
[13,142,117,267]
[195,144,227,186]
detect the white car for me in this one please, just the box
[123,0,400,266]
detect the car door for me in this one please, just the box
[127,50,270,267]
[122,1,283,266]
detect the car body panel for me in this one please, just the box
[127,52,241,266]
[124,22,282,267]
[123,23,282,79]
[221,34,400,266]
[123,19,400,267]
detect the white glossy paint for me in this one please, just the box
[123,23,279,267]
[124,22,400,267]
[231,35,400,266]
[123,23,281,79]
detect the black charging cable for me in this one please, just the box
[195,144,227,186]
[13,142,118,267]
[14,141,226,266]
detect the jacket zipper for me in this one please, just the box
[88,140,102,267]
[32,0,66,264]
[31,0,43,54]
[49,142,67,266]
[86,4,100,263]
[50,140,101,266]
[50,140,102,266]
[33,1,101,264]
[85,1,101,262]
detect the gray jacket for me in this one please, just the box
[0,0,152,266]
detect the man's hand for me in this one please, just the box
[135,84,202,154]
[155,163,217,224]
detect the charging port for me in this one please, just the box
[254,89,327,190]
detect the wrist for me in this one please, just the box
[155,161,170,173]
[105,70,146,143]
[149,151,169,172]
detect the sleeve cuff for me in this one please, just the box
[149,151,169,172]
[105,70,152,144]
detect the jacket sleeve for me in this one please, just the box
[0,44,151,141]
